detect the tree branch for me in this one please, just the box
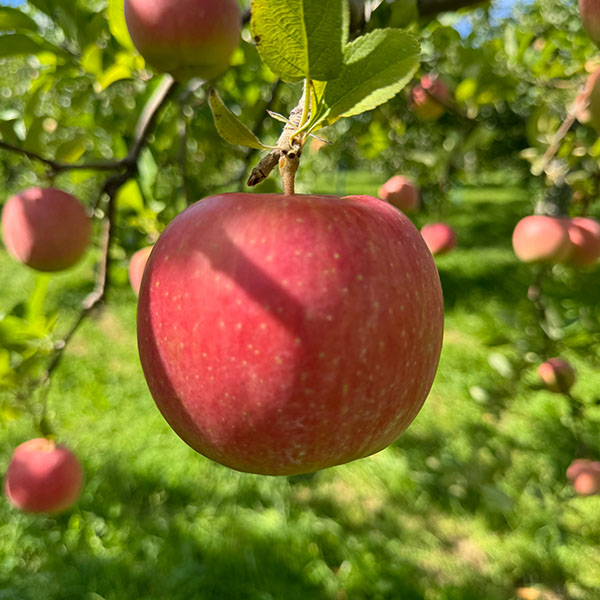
[417,0,485,17]
[37,75,177,391]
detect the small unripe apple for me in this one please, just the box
[420,223,457,256]
[4,438,84,513]
[537,357,576,393]
[511,215,572,264]
[137,193,444,476]
[124,0,242,82]
[1,187,91,272]
[567,217,600,267]
[378,176,420,213]
[129,245,153,295]
[567,459,600,496]
[579,0,600,47]
[411,75,449,120]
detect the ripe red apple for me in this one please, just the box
[378,175,420,213]
[537,357,576,393]
[511,215,572,264]
[137,193,444,476]
[420,223,457,256]
[567,459,600,496]
[1,187,91,272]
[567,217,600,267]
[4,438,84,513]
[410,75,449,120]
[580,0,600,47]
[124,0,242,82]
[129,245,154,295]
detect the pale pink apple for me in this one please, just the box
[4,438,83,513]
[129,245,153,295]
[538,357,576,393]
[411,75,449,120]
[378,176,420,212]
[567,217,600,266]
[1,187,91,272]
[511,215,572,264]
[137,193,444,476]
[568,460,600,496]
[124,0,242,81]
[420,223,457,256]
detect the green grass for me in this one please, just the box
[1,182,600,600]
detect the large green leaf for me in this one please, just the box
[0,7,37,32]
[313,28,419,126]
[251,0,347,82]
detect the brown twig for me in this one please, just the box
[37,75,177,392]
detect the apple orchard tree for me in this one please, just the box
[1,0,600,511]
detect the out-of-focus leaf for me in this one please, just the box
[55,136,87,163]
[0,7,37,32]
[108,0,135,50]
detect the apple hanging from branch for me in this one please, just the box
[137,0,445,475]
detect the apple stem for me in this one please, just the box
[279,152,300,195]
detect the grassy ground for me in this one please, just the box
[1,178,599,600]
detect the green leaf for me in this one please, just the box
[97,64,132,91]
[0,33,46,57]
[208,89,271,150]
[108,0,135,50]
[251,0,347,82]
[117,179,145,212]
[55,137,87,163]
[0,7,37,32]
[313,28,419,126]
[138,147,158,200]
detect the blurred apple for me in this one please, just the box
[378,175,420,212]
[420,223,457,256]
[567,459,600,496]
[538,357,576,393]
[129,246,154,295]
[4,438,83,513]
[512,215,572,264]
[579,0,600,47]
[1,187,91,272]
[411,75,449,120]
[567,217,600,267]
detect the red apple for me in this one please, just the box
[4,438,83,513]
[420,223,457,256]
[378,176,420,213]
[580,0,600,47]
[129,245,154,295]
[411,75,449,120]
[511,215,572,264]
[1,187,91,272]
[568,460,600,496]
[137,193,444,476]
[124,0,242,82]
[537,357,576,393]
[567,217,600,267]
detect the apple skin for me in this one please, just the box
[567,459,600,496]
[129,246,154,295]
[411,75,448,120]
[4,438,83,513]
[1,187,91,272]
[567,217,600,267]
[420,223,457,256]
[124,0,241,82]
[378,176,420,213]
[579,0,600,47]
[537,357,576,393]
[511,215,572,264]
[137,193,444,476]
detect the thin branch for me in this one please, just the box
[0,140,125,174]
[37,75,177,390]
